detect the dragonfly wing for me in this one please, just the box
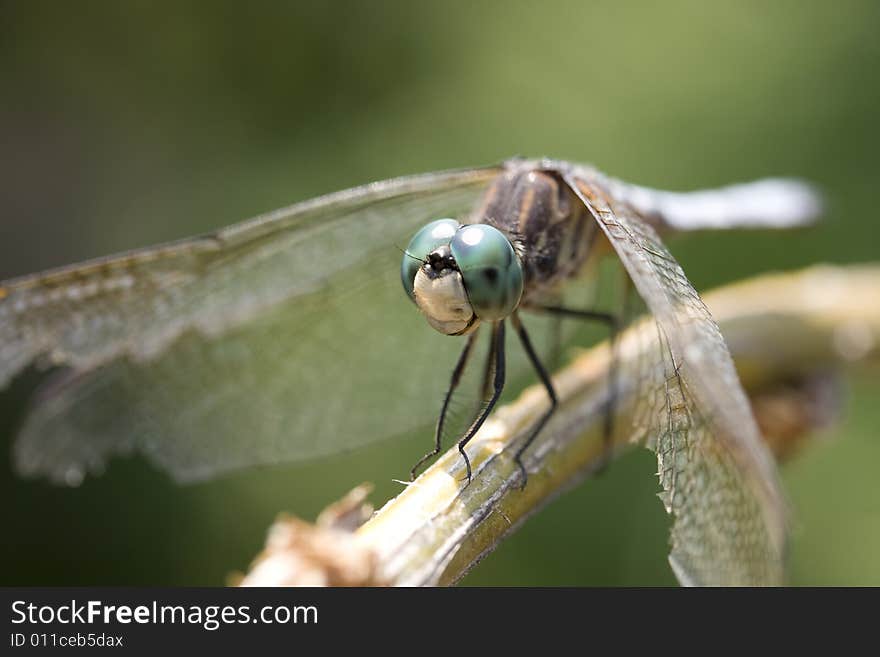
[3,165,502,484]
[564,168,787,585]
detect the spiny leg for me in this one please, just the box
[511,312,558,490]
[478,326,497,401]
[531,303,621,470]
[410,328,480,481]
[456,320,506,485]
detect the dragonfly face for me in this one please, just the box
[0,157,822,584]
[402,219,523,335]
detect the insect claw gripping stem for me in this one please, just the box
[409,330,479,481]
[514,457,529,491]
[453,321,506,488]
[458,446,473,486]
[511,311,558,491]
[524,305,622,479]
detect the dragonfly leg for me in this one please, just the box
[478,326,497,401]
[410,329,480,481]
[456,320,506,486]
[531,304,621,470]
[510,312,558,490]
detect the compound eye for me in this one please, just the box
[400,219,461,301]
[450,224,523,320]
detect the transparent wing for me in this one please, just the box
[564,168,787,585]
[2,165,503,484]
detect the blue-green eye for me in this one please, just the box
[401,218,461,301]
[450,224,523,320]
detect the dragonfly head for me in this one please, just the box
[401,219,523,336]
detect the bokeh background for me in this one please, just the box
[2,0,878,585]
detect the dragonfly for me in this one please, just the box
[0,157,820,584]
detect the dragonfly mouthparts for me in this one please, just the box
[424,247,459,278]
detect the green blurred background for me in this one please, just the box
[1,0,878,585]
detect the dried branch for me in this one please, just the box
[238,263,880,586]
